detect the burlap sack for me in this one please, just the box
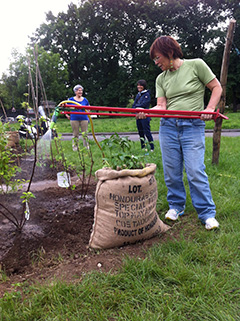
[6,131,20,148]
[89,163,170,249]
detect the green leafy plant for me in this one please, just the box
[101,133,146,170]
[0,120,37,232]
[0,121,26,193]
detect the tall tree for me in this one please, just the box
[0,0,232,109]
[31,0,232,107]
[1,50,28,110]
[1,47,69,110]
[156,0,229,58]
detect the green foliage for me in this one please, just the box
[1,47,69,110]
[20,192,36,221]
[101,133,146,169]
[29,0,234,108]
[168,0,227,58]
[0,83,11,110]
[0,122,25,193]
[20,191,35,203]
[32,47,69,102]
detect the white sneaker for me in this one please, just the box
[205,218,219,230]
[165,209,184,221]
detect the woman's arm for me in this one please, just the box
[201,78,222,120]
[152,97,167,110]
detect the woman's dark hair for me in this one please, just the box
[149,36,183,60]
[137,79,147,89]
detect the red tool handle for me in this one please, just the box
[61,104,228,121]
[62,111,207,119]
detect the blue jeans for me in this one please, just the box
[159,118,216,223]
[136,118,154,150]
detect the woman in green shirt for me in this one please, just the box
[138,36,222,230]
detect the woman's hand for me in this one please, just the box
[135,103,167,119]
[135,108,146,119]
[200,108,214,121]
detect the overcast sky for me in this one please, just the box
[0,0,79,76]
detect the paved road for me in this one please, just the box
[61,129,240,142]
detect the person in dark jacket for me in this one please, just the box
[132,79,154,151]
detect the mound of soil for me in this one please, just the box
[0,153,183,297]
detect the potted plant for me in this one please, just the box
[89,133,170,249]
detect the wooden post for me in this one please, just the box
[0,98,8,122]
[212,19,236,164]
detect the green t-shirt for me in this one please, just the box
[155,58,216,111]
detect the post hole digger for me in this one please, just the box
[49,101,228,191]
[51,101,228,121]
[49,100,228,155]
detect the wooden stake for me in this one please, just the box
[212,19,236,164]
[0,98,8,122]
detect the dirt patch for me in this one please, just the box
[0,153,190,297]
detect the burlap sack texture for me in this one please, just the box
[89,163,170,249]
[6,131,20,148]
